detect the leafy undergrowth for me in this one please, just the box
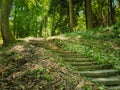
[50,25,120,69]
[0,39,98,90]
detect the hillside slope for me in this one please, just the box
[0,38,97,90]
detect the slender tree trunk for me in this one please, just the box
[118,0,120,8]
[108,0,116,26]
[0,6,1,38]
[51,8,55,36]
[108,0,112,25]
[69,0,74,32]
[1,0,15,45]
[85,0,93,29]
[59,6,62,32]
[44,16,48,36]
[13,3,17,37]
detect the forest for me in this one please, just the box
[0,0,120,90]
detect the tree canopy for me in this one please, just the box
[0,0,120,44]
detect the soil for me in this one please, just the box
[0,38,98,90]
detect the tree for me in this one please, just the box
[69,0,74,32]
[92,0,108,27]
[1,0,15,45]
[118,0,120,7]
[85,0,93,29]
[49,0,70,35]
[108,0,116,26]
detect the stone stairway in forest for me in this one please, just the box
[53,49,120,90]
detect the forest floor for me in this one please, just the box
[0,26,120,90]
[0,37,98,90]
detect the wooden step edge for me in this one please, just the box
[91,77,120,86]
[79,70,120,78]
[70,62,99,66]
[107,85,120,90]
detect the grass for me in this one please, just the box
[55,25,120,70]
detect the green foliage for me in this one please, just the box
[10,0,51,38]
[43,75,53,81]
[58,59,66,67]
[59,25,120,69]
[14,53,21,60]
[28,67,46,75]
[27,67,53,82]
[82,84,93,90]
[2,0,119,39]
[92,0,108,27]
[98,84,106,90]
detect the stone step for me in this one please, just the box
[91,77,120,86]
[53,49,120,89]
[68,61,98,66]
[55,51,83,58]
[107,85,120,90]
[63,57,93,62]
[73,64,113,71]
[54,50,75,53]
[79,70,120,78]
[58,54,83,58]
[54,50,78,55]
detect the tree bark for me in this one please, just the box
[118,0,120,8]
[0,5,1,39]
[69,0,74,32]
[85,0,93,29]
[1,0,15,45]
[108,0,116,26]
[13,1,17,37]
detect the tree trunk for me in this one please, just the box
[108,0,112,26]
[51,8,55,36]
[85,0,93,29]
[108,0,116,26]
[13,3,17,37]
[69,0,74,32]
[1,0,15,45]
[0,5,1,38]
[118,0,120,8]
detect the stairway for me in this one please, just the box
[53,50,120,90]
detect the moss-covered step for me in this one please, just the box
[54,51,83,58]
[68,61,98,66]
[107,85,120,90]
[53,50,75,53]
[62,57,93,62]
[58,53,83,58]
[73,64,113,71]
[79,69,120,78]
[91,77,120,86]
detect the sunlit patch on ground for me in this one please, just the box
[8,45,24,53]
[47,35,69,41]
[21,37,46,42]
[0,39,3,44]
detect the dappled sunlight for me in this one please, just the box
[0,40,3,45]
[0,32,2,45]
[47,35,69,41]
[0,0,120,89]
[22,37,46,42]
[8,45,24,53]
